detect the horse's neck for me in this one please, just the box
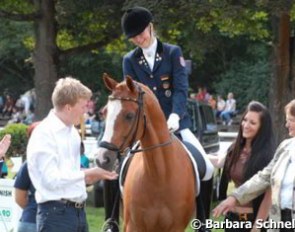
[139,125,173,178]
[138,97,175,175]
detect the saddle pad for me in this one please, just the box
[180,142,201,196]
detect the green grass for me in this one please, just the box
[86,207,105,232]
[86,205,224,232]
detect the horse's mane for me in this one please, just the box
[133,81,162,112]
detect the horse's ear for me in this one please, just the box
[125,75,135,93]
[103,73,118,91]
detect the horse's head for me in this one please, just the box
[95,73,147,170]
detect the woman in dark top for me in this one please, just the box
[14,122,40,232]
[14,161,37,232]
[209,101,276,232]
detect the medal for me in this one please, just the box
[165,90,172,97]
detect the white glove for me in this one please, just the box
[167,113,180,132]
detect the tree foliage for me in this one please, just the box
[214,44,271,111]
[1,0,295,141]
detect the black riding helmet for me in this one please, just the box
[121,7,153,39]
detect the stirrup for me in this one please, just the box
[101,218,120,232]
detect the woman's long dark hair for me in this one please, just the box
[225,101,275,181]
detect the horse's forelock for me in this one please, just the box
[110,80,158,110]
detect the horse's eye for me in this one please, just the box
[125,112,135,121]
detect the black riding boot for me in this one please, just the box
[196,178,213,232]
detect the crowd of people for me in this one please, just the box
[0,5,294,232]
[191,88,238,125]
[0,89,36,125]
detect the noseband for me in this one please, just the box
[99,85,172,156]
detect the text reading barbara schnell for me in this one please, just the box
[191,219,295,230]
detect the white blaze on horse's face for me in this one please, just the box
[101,99,122,142]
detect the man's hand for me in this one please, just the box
[167,113,180,132]
[84,167,118,185]
[0,134,11,159]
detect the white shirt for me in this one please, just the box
[142,38,157,70]
[225,99,236,111]
[280,148,295,209]
[217,99,226,111]
[27,110,86,203]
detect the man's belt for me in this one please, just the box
[60,199,86,209]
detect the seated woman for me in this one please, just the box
[220,92,236,125]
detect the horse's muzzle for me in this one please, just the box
[94,147,118,171]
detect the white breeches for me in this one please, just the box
[180,128,214,181]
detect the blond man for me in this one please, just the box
[27,77,117,232]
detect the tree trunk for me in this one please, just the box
[32,0,58,120]
[269,11,294,144]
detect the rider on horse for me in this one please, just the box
[101,6,214,232]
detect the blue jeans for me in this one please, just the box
[37,201,88,232]
[220,110,234,124]
[17,221,37,232]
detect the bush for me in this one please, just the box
[0,123,28,159]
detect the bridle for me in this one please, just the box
[99,85,172,156]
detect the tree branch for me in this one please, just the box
[59,31,121,59]
[0,10,40,21]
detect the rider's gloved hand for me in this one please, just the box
[167,113,180,132]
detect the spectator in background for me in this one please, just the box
[19,90,32,116]
[90,112,101,137]
[87,96,95,117]
[7,106,25,124]
[97,110,106,142]
[23,105,35,125]
[216,95,226,119]
[90,111,105,141]
[196,87,205,102]
[0,134,11,177]
[208,94,217,112]
[220,92,236,125]
[14,122,40,232]
[2,94,15,118]
[0,95,4,114]
[80,141,90,169]
[203,87,211,103]
[1,158,8,178]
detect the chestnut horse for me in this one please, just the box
[96,74,196,232]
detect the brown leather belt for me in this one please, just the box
[227,211,254,221]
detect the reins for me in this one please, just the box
[130,135,173,154]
